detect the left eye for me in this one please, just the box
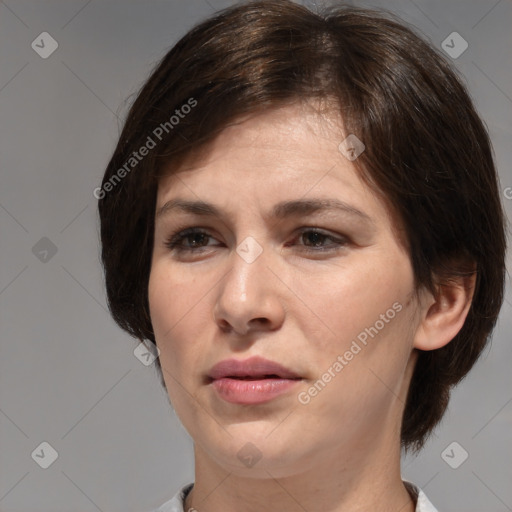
[290,229,348,253]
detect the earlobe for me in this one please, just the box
[413,271,477,351]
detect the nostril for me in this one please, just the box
[251,317,270,326]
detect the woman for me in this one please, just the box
[98,1,507,511]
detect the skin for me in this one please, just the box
[148,102,474,512]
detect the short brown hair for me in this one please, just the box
[98,0,507,451]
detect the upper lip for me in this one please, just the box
[208,356,301,381]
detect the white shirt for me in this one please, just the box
[151,481,438,511]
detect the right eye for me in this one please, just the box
[165,227,219,253]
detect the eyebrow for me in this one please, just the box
[156,198,374,224]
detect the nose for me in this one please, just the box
[212,243,286,336]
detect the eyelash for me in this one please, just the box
[164,227,349,255]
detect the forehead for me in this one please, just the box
[157,103,369,201]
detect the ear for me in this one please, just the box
[413,270,477,351]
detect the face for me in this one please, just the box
[149,103,423,478]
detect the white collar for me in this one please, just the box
[404,480,439,511]
[151,481,439,512]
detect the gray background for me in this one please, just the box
[1,0,511,511]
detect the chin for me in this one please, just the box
[200,427,311,478]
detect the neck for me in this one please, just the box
[184,433,415,512]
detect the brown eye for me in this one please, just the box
[165,228,216,252]
[292,228,348,253]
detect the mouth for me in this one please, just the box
[212,374,295,380]
[208,355,301,381]
[206,373,302,383]
[207,356,302,405]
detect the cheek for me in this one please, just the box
[148,259,226,367]
[290,251,415,353]
[148,261,209,332]
[148,266,174,336]
[148,265,209,413]
[148,263,205,370]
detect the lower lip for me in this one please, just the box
[211,377,301,405]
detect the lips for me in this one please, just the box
[208,356,301,381]
[207,356,302,405]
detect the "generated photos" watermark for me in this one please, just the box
[94,97,197,199]
[298,301,403,405]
